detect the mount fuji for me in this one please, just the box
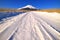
[18,5,37,10]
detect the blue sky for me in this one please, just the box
[0,0,60,9]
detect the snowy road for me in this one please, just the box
[0,11,60,40]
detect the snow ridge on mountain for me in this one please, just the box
[18,5,36,10]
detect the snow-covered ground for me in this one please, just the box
[0,11,60,40]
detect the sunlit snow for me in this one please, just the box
[0,11,60,40]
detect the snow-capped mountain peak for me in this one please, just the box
[23,5,36,8]
[18,5,36,10]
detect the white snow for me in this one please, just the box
[18,5,36,10]
[0,11,60,40]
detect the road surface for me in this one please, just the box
[0,11,60,40]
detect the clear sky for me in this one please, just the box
[0,0,60,9]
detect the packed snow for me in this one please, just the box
[0,11,60,40]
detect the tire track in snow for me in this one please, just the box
[32,16,53,40]
[33,12,60,32]
[11,11,60,40]
[12,12,33,40]
[0,12,28,40]
[32,12,60,40]
[0,11,60,40]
